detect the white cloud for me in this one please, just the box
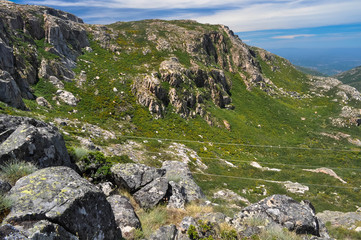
[272,34,315,39]
[26,0,361,32]
[28,0,252,9]
[194,0,361,31]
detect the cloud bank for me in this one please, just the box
[22,0,361,32]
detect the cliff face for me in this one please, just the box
[0,1,88,107]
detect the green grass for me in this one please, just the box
[3,19,360,214]
[326,222,361,240]
[0,160,38,185]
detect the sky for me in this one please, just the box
[10,0,361,50]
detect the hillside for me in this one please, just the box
[335,65,361,91]
[0,1,361,239]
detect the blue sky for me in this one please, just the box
[11,0,361,50]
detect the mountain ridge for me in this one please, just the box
[0,1,361,239]
[334,65,361,91]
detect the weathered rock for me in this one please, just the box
[316,210,361,231]
[0,178,11,193]
[283,181,309,194]
[107,195,141,238]
[250,161,281,172]
[5,166,121,240]
[133,177,169,209]
[149,224,178,240]
[167,181,186,209]
[303,167,347,184]
[36,97,52,108]
[97,181,115,196]
[24,220,79,239]
[0,1,89,100]
[0,114,74,169]
[213,189,250,205]
[56,89,79,106]
[111,163,165,192]
[0,70,26,109]
[177,216,198,240]
[162,161,205,202]
[232,194,323,236]
[198,212,228,225]
[49,75,64,89]
[0,39,14,74]
[0,224,28,240]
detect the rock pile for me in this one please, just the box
[110,161,205,209]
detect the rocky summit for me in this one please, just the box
[0,1,361,239]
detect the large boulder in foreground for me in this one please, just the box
[111,163,165,192]
[232,194,326,237]
[5,166,121,240]
[0,114,74,169]
[162,161,205,202]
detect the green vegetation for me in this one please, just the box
[0,160,38,185]
[2,19,360,214]
[334,65,361,91]
[326,222,361,240]
[0,194,12,222]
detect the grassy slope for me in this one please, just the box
[335,65,361,91]
[1,20,361,213]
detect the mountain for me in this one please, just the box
[0,1,361,239]
[334,65,361,91]
[294,65,328,77]
[270,48,361,75]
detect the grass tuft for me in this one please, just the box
[0,160,38,185]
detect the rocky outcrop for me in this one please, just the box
[0,114,74,169]
[232,194,327,237]
[110,161,204,210]
[167,181,186,209]
[0,70,26,109]
[162,161,205,202]
[213,189,250,205]
[0,1,89,105]
[107,195,141,238]
[111,163,165,192]
[303,167,347,184]
[133,177,170,209]
[55,89,79,106]
[5,166,121,239]
[132,57,233,121]
[36,96,52,108]
[283,181,309,194]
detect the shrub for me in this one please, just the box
[76,151,112,182]
[0,160,38,185]
[220,223,238,240]
[69,147,90,161]
[187,225,200,240]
